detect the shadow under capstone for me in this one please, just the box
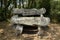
[40,26,50,31]
[23,25,38,34]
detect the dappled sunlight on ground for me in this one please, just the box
[0,22,60,40]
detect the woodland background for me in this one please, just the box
[0,0,60,23]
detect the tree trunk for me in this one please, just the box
[13,0,17,8]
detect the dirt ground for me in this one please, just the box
[0,22,60,40]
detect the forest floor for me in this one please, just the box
[0,22,60,40]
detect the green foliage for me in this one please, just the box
[0,0,12,21]
[50,0,60,23]
[40,0,51,17]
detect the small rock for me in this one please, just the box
[0,29,4,34]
